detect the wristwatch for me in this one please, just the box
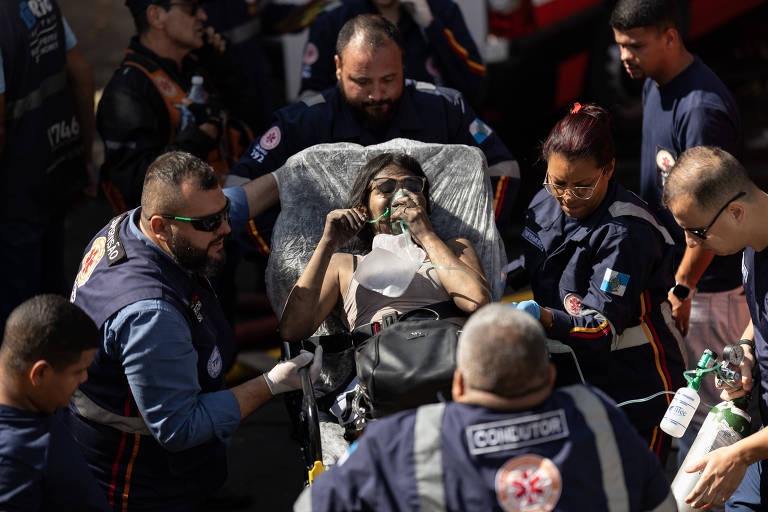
[739,338,756,351]
[670,283,696,301]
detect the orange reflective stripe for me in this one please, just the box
[122,53,186,143]
[247,220,271,256]
[121,434,142,512]
[442,29,486,76]
[639,291,672,403]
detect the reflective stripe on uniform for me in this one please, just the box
[488,159,520,179]
[608,201,674,245]
[301,93,326,107]
[414,402,447,512]
[6,69,67,120]
[561,386,629,512]
[71,389,151,436]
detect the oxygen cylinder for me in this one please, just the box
[671,398,751,511]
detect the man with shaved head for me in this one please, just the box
[663,146,768,511]
[294,304,675,511]
[63,151,322,511]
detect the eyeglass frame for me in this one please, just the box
[542,169,606,200]
[370,176,427,195]
[683,191,746,240]
[160,1,202,16]
[154,197,230,232]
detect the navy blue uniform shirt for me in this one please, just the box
[296,386,675,511]
[230,80,517,233]
[0,407,109,511]
[641,56,743,292]
[522,181,685,433]
[299,0,485,102]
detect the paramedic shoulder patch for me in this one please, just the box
[466,410,569,455]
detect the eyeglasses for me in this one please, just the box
[161,1,202,16]
[371,176,426,195]
[683,191,745,240]
[157,198,230,232]
[543,170,605,200]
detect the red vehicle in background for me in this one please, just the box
[476,0,767,215]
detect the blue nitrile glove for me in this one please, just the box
[515,300,541,320]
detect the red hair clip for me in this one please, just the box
[570,102,583,114]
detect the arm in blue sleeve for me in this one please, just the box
[299,11,339,94]
[450,95,518,230]
[222,184,248,235]
[229,117,293,179]
[549,229,659,350]
[105,300,241,452]
[422,4,485,101]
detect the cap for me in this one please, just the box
[125,0,163,18]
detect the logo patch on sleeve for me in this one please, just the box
[470,118,492,144]
[259,126,281,150]
[563,293,582,316]
[600,268,630,296]
[76,237,106,287]
[302,42,319,66]
[466,410,569,455]
[495,454,562,512]
[207,346,222,378]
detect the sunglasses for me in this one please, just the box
[157,197,230,232]
[684,191,745,240]
[371,176,426,195]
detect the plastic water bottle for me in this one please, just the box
[660,349,716,438]
[179,76,207,131]
[671,398,751,511]
[188,75,207,104]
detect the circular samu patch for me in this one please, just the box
[495,454,562,512]
[207,346,223,378]
[563,293,583,317]
[656,149,675,173]
[76,237,106,287]
[302,42,319,66]
[259,126,281,150]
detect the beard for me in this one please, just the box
[167,230,227,277]
[339,83,401,136]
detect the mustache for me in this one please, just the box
[361,99,394,108]
[209,235,226,248]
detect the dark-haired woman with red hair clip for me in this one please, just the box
[515,103,685,463]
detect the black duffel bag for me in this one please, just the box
[353,302,462,419]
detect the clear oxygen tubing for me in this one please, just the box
[367,209,709,410]
[615,366,721,408]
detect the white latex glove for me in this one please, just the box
[401,0,434,28]
[263,346,323,395]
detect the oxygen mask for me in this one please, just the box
[389,189,408,235]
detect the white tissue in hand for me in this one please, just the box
[353,233,426,297]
